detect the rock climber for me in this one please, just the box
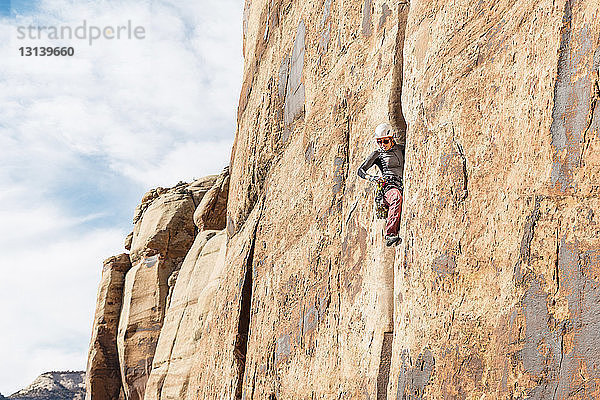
[357,122,405,247]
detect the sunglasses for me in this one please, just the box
[377,138,391,145]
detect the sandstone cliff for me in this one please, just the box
[86,170,229,400]
[389,1,600,398]
[86,0,600,398]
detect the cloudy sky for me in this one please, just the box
[0,0,242,394]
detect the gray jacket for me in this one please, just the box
[357,143,405,182]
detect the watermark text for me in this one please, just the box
[16,20,145,45]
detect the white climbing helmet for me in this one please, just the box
[374,122,393,139]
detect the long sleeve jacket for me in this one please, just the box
[357,143,405,183]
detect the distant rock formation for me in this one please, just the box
[85,169,229,400]
[9,371,84,400]
[116,176,219,400]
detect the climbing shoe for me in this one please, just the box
[385,235,401,247]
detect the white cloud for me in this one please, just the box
[0,199,126,394]
[1,0,242,188]
[0,0,243,394]
[118,139,233,186]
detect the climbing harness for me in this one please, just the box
[375,176,403,219]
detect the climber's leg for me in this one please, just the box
[384,188,402,237]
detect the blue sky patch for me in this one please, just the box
[47,154,144,231]
[0,0,10,16]
[5,0,38,16]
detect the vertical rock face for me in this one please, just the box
[196,0,404,398]
[388,0,600,398]
[86,254,131,400]
[85,1,600,399]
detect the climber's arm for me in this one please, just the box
[357,151,380,182]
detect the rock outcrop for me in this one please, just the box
[117,179,210,400]
[86,0,600,399]
[194,167,230,231]
[10,371,85,400]
[85,169,229,400]
[85,254,131,400]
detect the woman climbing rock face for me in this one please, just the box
[357,123,405,247]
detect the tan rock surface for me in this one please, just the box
[193,167,230,231]
[117,177,217,400]
[124,232,133,252]
[128,177,216,264]
[184,0,600,397]
[143,230,227,400]
[192,0,404,398]
[388,0,600,398]
[85,254,131,400]
[187,203,263,399]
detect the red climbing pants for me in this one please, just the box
[384,188,402,236]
